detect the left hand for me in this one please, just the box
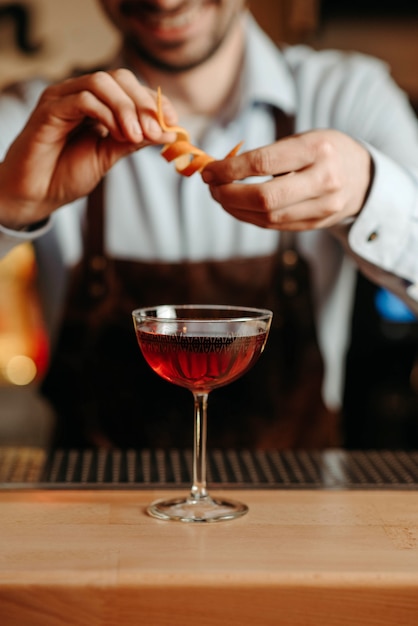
[201,129,372,231]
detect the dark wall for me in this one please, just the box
[321,1,418,17]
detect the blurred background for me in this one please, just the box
[0,0,417,448]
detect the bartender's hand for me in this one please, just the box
[0,70,177,230]
[202,129,372,230]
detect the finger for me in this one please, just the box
[35,89,128,143]
[43,75,139,142]
[45,71,176,144]
[221,196,339,231]
[107,70,178,142]
[208,168,324,213]
[202,134,316,184]
[84,120,110,139]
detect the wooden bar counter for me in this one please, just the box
[1,488,418,625]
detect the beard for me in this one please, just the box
[124,32,229,73]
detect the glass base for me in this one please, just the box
[147,494,248,523]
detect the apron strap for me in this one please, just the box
[83,179,108,304]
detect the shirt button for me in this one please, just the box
[367,231,378,242]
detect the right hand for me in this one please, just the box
[0,70,177,229]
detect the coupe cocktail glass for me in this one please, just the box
[132,304,272,522]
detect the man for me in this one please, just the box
[0,0,417,448]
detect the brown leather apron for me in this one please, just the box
[41,109,339,449]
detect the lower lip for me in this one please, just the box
[130,6,209,43]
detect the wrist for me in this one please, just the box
[0,194,50,231]
[12,218,49,232]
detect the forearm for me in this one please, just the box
[0,156,53,256]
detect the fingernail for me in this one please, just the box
[132,120,142,138]
[147,118,163,137]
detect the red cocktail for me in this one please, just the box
[132,304,272,522]
[136,327,268,391]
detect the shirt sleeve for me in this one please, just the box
[349,143,418,284]
[0,219,52,258]
[330,145,418,313]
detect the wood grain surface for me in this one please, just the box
[1,489,418,625]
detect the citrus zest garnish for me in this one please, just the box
[156,86,243,177]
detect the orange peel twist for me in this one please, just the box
[156,86,243,177]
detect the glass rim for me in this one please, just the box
[132,304,273,323]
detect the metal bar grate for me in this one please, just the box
[1,447,418,489]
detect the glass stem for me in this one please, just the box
[190,391,209,501]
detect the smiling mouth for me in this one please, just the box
[121,2,204,30]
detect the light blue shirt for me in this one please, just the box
[1,16,418,408]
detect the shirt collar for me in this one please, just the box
[111,11,297,117]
